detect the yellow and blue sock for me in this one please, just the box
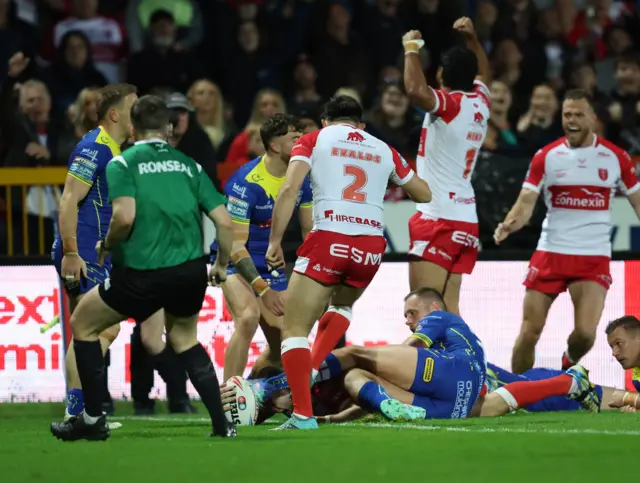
[357,381,391,412]
[66,388,84,416]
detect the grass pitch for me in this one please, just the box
[0,402,634,483]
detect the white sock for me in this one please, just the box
[311,368,319,385]
[82,411,100,425]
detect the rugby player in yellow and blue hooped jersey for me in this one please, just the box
[210,114,313,380]
[605,315,640,411]
[51,84,138,423]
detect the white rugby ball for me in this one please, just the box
[224,376,259,426]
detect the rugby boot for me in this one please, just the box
[380,398,426,421]
[51,413,110,441]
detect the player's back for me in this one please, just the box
[291,124,413,236]
[108,139,211,270]
[416,81,490,223]
[413,310,485,362]
[63,126,120,242]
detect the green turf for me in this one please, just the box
[0,402,634,483]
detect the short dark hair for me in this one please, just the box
[441,46,478,92]
[96,83,137,121]
[149,9,174,24]
[321,95,363,124]
[564,88,590,102]
[615,48,640,69]
[131,95,170,133]
[605,315,640,335]
[404,287,447,311]
[260,113,303,151]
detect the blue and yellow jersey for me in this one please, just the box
[632,367,640,392]
[412,310,486,363]
[210,156,312,261]
[62,126,120,244]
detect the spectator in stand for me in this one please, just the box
[365,81,420,158]
[569,63,604,105]
[516,83,562,156]
[334,86,362,106]
[474,0,497,52]
[50,0,126,83]
[287,55,323,121]
[492,39,526,114]
[598,50,640,154]
[54,87,99,163]
[537,8,570,93]
[166,92,221,189]
[595,26,634,94]
[224,21,281,128]
[0,0,35,85]
[126,9,201,95]
[125,0,203,54]
[360,0,405,76]
[0,52,63,167]
[41,30,106,119]
[187,79,235,161]
[225,88,285,165]
[307,1,370,99]
[482,80,520,155]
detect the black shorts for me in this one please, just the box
[98,257,208,322]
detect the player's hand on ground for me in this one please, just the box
[620,405,637,413]
[61,254,87,288]
[265,243,285,270]
[220,383,237,412]
[261,289,285,317]
[453,17,477,40]
[8,51,29,78]
[316,415,331,424]
[209,261,227,286]
[95,240,109,266]
[493,219,516,245]
[608,390,626,408]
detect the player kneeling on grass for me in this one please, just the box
[50,95,236,441]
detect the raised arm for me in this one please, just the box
[403,30,437,113]
[453,17,492,85]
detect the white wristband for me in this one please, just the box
[403,39,425,50]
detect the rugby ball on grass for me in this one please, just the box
[224,376,259,426]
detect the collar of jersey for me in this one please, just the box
[134,138,167,145]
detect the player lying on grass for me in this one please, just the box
[605,315,640,412]
[221,289,601,423]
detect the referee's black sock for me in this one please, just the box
[73,339,105,418]
[178,343,227,433]
[153,346,187,400]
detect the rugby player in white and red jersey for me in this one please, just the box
[265,96,432,430]
[494,89,640,374]
[402,17,492,315]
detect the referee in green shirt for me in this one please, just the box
[51,95,235,441]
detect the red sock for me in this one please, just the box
[502,374,572,408]
[281,337,313,418]
[311,307,351,370]
[561,351,575,370]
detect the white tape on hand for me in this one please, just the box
[403,39,425,50]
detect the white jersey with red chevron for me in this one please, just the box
[415,80,491,223]
[523,136,640,256]
[290,124,415,236]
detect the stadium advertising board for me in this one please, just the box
[1,262,637,402]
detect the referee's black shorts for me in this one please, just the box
[98,257,208,322]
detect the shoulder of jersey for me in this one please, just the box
[233,157,262,179]
[595,136,627,158]
[536,137,567,158]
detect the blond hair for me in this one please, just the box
[69,87,99,134]
[245,88,286,131]
[188,79,228,148]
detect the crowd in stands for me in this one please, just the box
[0,0,639,253]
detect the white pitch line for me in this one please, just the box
[113,416,640,436]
